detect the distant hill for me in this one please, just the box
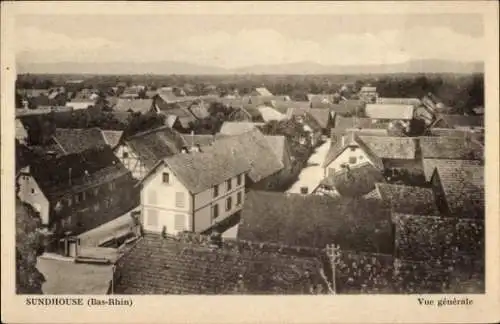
[17,59,483,75]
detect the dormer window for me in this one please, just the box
[226,179,232,191]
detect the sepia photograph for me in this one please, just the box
[2,1,499,323]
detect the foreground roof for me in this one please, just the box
[114,233,326,294]
[239,191,393,253]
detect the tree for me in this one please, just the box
[16,199,46,294]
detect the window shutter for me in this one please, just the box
[175,192,185,208]
[147,209,158,227]
[174,214,185,231]
[148,190,157,205]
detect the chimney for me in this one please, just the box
[341,134,346,147]
[181,146,189,154]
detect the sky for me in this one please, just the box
[15,12,484,68]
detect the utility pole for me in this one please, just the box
[326,244,341,294]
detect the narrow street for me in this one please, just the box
[287,139,331,194]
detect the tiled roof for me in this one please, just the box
[159,106,196,128]
[434,165,484,218]
[264,135,286,163]
[257,106,287,122]
[53,128,108,154]
[219,122,263,136]
[114,233,325,294]
[358,135,416,160]
[157,89,178,103]
[433,114,484,128]
[239,191,394,253]
[29,146,131,200]
[365,104,415,120]
[320,162,385,197]
[102,130,124,149]
[162,146,251,194]
[180,134,216,148]
[393,213,484,262]
[220,98,245,108]
[422,158,482,181]
[115,99,153,113]
[208,129,284,184]
[419,136,483,160]
[334,116,390,130]
[307,94,339,103]
[308,109,332,129]
[126,126,188,171]
[428,128,483,138]
[375,183,440,215]
[310,101,335,109]
[376,98,421,106]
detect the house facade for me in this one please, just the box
[139,149,250,236]
[17,146,138,238]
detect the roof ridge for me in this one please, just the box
[126,125,173,140]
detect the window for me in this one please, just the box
[162,172,170,184]
[74,194,80,204]
[226,197,232,211]
[237,192,242,206]
[237,174,242,186]
[93,187,99,196]
[349,157,357,164]
[108,182,115,191]
[67,197,72,207]
[175,192,185,208]
[213,185,219,198]
[81,191,86,201]
[174,214,185,231]
[350,147,356,152]
[148,190,157,205]
[122,151,129,159]
[226,179,232,191]
[31,188,35,194]
[359,155,364,160]
[147,209,158,227]
[93,203,100,212]
[212,204,219,220]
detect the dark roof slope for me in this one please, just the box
[358,136,416,160]
[419,136,483,160]
[422,158,482,182]
[115,99,153,113]
[114,233,325,294]
[334,116,390,130]
[125,126,188,171]
[433,114,484,128]
[434,165,484,218]
[30,146,131,200]
[239,191,393,254]
[375,183,440,215]
[53,128,108,154]
[308,109,331,129]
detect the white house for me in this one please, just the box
[139,146,251,236]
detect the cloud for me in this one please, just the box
[16,25,484,67]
